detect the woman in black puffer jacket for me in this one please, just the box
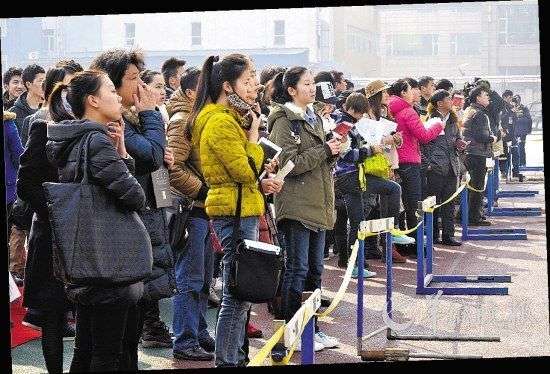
[45,70,147,372]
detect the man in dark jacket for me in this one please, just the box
[511,95,532,167]
[161,57,186,101]
[499,90,522,180]
[9,64,45,138]
[462,86,497,226]
[91,49,176,350]
[423,90,464,246]
[3,67,26,110]
[417,76,435,117]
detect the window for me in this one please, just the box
[498,5,538,45]
[191,22,201,46]
[0,20,7,38]
[41,28,55,53]
[387,34,438,56]
[274,20,285,46]
[124,23,135,47]
[346,26,378,54]
[450,33,481,55]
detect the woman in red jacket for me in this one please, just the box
[388,79,443,252]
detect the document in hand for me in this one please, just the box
[258,138,282,164]
[332,121,355,138]
[273,160,295,181]
[355,117,397,144]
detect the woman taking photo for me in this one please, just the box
[388,79,443,254]
[267,66,341,352]
[45,70,147,372]
[188,54,282,367]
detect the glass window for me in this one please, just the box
[42,28,55,52]
[274,20,285,46]
[498,4,538,45]
[124,23,135,47]
[191,22,201,46]
[388,34,437,56]
[450,33,481,55]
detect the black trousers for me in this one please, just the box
[396,164,422,236]
[465,154,487,223]
[70,303,140,373]
[41,309,66,374]
[425,171,458,239]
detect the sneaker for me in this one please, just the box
[208,285,221,308]
[246,322,263,338]
[62,323,76,341]
[351,266,377,279]
[381,246,407,263]
[174,346,214,361]
[314,332,339,348]
[198,334,215,353]
[392,234,416,245]
[12,274,24,287]
[294,339,324,352]
[141,321,173,348]
[22,309,43,331]
[441,237,462,246]
[469,220,491,227]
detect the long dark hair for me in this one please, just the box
[49,70,104,122]
[388,79,410,98]
[271,66,309,105]
[186,54,251,139]
[368,91,383,120]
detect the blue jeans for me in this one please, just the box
[278,219,325,322]
[173,216,213,351]
[211,216,259,367]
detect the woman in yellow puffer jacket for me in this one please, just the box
[187,54,283,367]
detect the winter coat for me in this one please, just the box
[193,103,265,218]
[9,92,39,138]
[20,107,49,147]
[122,107,177,301]
[166,88,208,206]
[17,119,68,310]
[513,104,532,137]
[45,119,146,306]
[268,103,337,230]
[3,111,23,205]
[388,95,443,165]
[3,91,17,111]
[421,106,462,177]
[500,102,517,143]
[462,103,494,158]
[487,90,505,136]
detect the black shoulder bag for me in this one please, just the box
[228,158,284,303]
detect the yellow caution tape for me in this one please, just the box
[466,170,489,193]
[247,324,285,367]
[425,182,467,213]
[316,240,359,318]
[390,221,423,236]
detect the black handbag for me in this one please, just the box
[228,158,284,303]
[43,132,153,286]
[165,194,193,253]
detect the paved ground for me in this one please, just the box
[10,133,548,372]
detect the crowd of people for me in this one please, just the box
[3,49,534,371]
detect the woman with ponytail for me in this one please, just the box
[15,62,83,373]
[44,70,147,372]
[267,67,342,351]
[189,54,283,367]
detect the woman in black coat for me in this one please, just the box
[45,70,147,372]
